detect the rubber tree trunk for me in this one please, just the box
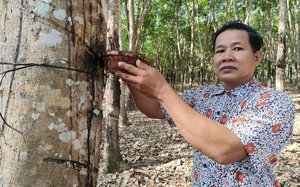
[234,0,239,20]
[176,0,184,92]
[184,0,195,89]
[244,0,253,25]
[295,0,300,90]
[101,0,122,174]
[119,84,129,126]
[0,0,107,186]
[266,0,273,87]
[118,3,129,127]
[275,0,286,91]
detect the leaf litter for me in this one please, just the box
[98,82,300,187]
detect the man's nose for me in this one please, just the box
[222,49,234,62]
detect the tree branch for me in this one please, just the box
[184,0,193,20]
[136,0,151,31]
[125,0,130,37]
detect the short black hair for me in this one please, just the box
[212,20,263,53]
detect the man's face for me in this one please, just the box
[213,29,262,91]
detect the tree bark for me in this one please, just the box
[212,0,217,32]
[196,0,205,86]
[101,0,122,174]
[119,83,129,127]
[244,0,253,25]
[118,3,129,127]
[258,7,265,83]
[198,1,213,86]
[170,47,175,88]
[173,49,178,89]
[128,0,137,52]
[266,0,275,87]
[234,0,239,20]
[295,0,299,90]
[0,0,106,186]
[184,0,195,89]
[223,0,229,25]
[266,0,273,87]
[287,0,295,84]
[275,0,286,91]
[211,0,219,84]
[267,59,272,87]
[176,0,185,92]
[128,0,151,53]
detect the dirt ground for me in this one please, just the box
[98,82,300,187]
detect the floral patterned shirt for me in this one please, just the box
[160,77,295,187]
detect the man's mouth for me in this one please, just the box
[221,66,236,72]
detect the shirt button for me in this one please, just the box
[217,111,220,115]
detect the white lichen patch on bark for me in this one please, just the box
[19,151,28,160]
[79,96,87,109]
[80,81,88,89]
[66,79,88,88]
[66,79,73,86]
[47,59,67,64]
[80,168,87,175]
[93,109,100,116]
[89,130,95,139]
[34,1,53,18]
[48,122,68,132]
[39,29,62,47]
[59,131,76,142]
[79,120,87,130]
[53,9,66,20]
[34,102,47,113]
[74,15,84,25]
[31,113,41,120]
[72,139,82,150]
[0,47,5,58]
[39,143,53,152]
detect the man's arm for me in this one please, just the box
[116,60,247,165]
[126,84,164,119]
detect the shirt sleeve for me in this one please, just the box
[225,90,295,172]
[160,88,198,128]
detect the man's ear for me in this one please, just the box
[254,51,263,67]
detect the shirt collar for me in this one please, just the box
[212,77,258,97]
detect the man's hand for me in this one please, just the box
[115,59,171,101]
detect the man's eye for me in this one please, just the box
[235,47,242,51]
[216,50,224,54]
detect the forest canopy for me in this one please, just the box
[120,0,300,90]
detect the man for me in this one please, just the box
[116,21,295,186]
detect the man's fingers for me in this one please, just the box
[115,70,137,83]
[136,59,150,70]
[118,61,140,75]
[119,78,127,85]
